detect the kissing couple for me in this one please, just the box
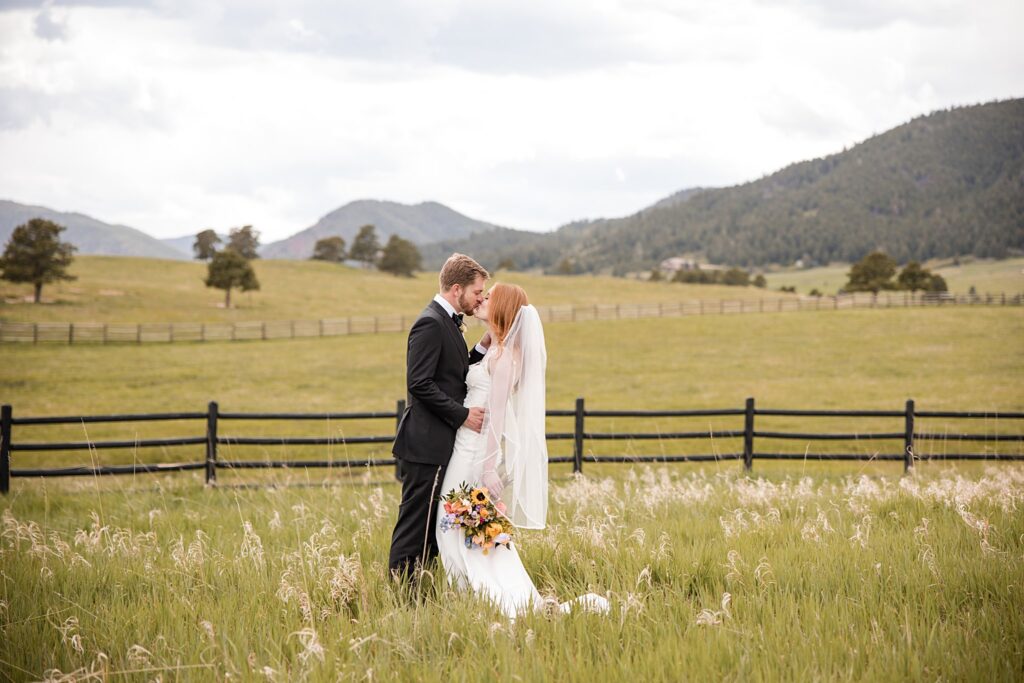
[388,253,608,618]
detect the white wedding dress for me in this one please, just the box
[436,355,609,619]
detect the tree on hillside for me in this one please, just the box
[926,273,948,293]
[205,249,259,308]
[227,225,261,259]
[312,236,346,263]
[554,258,576,275]
[0,218,76,303]
[496,257,516,271]
[648,268,663,282]
[193,229,220,260]
[721,267,751,286]
[845,251,897,293]
[349,225,380,268]
[378,235,421,277]
[753,274,767,288]
[896,261,930,291]
[897,261,947,292]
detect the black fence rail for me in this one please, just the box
[1,398,1022,493]
[1,291,1020,345]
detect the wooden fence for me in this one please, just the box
[1,291,1020,345]
[2,399,1022,494]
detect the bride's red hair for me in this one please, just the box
[488,283,529,346]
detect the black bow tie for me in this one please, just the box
[452,313,464,327]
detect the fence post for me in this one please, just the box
[206,401,219,485]
[573,397,585,474]
[136,324,142,344]
[102,324,108,344]
[1,405,11,495]
[394,399,406,482]
[68,323,74,344]
[743,397,755,472]
[904,399,915,473]
[33,323,38,344]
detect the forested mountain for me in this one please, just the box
[262,199,503,259]
[0,200,187,260]
[424,99,1024,273]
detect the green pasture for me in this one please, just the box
[0,256,780,324]
[2,266,1023,681]
[1,306,1021,475]
[763,257,1024,295]
[1,463,1022,681]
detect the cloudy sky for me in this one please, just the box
[0,0,1022,241]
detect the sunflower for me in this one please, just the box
[470,488,490,505]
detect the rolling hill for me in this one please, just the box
[261,199,504,259]
[424,99,1024,273]
[0,200,187,260]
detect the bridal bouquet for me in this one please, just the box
[439,482,514,554]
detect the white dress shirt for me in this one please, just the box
[433,293,487,356]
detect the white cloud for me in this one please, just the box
[0,0,1021,241]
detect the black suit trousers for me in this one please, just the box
[388,459,447,576]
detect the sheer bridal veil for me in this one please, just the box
[479,304,548,530]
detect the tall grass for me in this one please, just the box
[1,464,1022,681]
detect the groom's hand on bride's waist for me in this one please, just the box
[463,407,486,433]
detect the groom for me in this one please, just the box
[388,253,491,580]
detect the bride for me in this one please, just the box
[435,282,608,618]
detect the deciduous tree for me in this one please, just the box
[193,229,220,260]
[846,251,897,293]
[227,225,260,259]
[205,249,259,308]
[378,235,421,277]
[0,218,76,303]
[312,236,346,263]
[349,225,380,268]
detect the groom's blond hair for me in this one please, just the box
[439,253,489,291]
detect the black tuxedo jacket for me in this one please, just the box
[392,300,485,466]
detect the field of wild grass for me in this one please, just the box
[1,261,1022,680]
[2,464,1023,681]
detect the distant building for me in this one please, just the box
[659,256,697,272]
[658,256,727,273]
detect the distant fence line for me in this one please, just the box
[2,398,1023,494]
[1,291,1021,345]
